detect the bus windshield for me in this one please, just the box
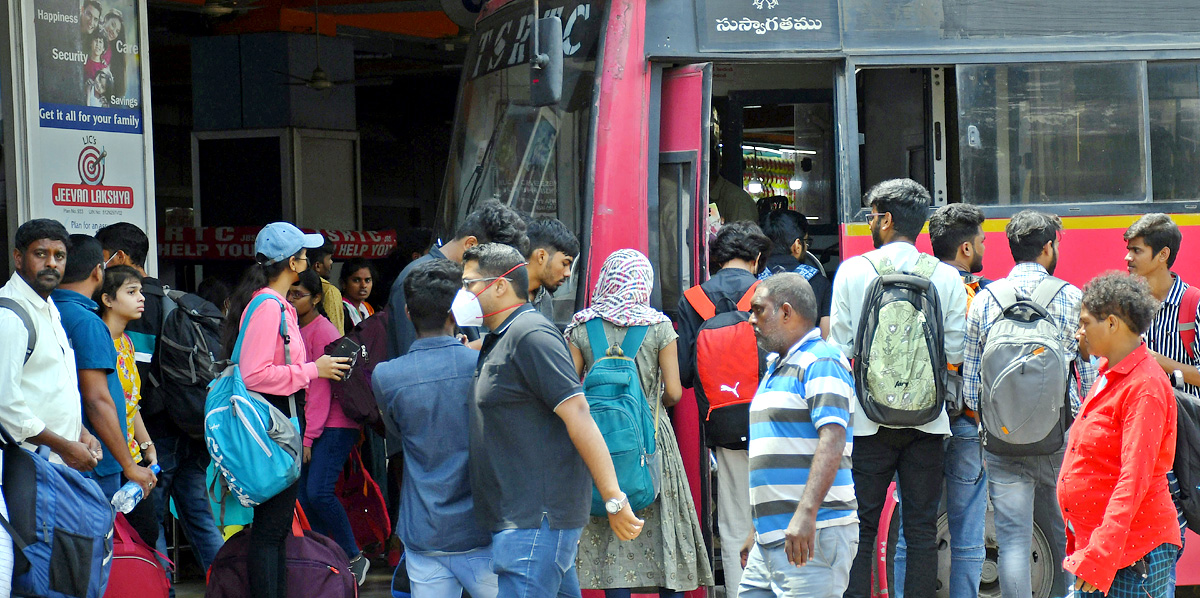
[438,0,606,250]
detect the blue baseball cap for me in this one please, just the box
[255,222,326,266]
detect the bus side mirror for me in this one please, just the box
[530,16,563,107]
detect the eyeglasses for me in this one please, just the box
[462,276,510,289]
[863,212,883,224]
[287,290,312,301]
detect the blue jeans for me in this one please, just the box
[491,517,583,598]
[987,449,1069,598]
[298,427,360,560]
[150,434,225,572]
[406,546,499,598]
[738,524,858,598]
[895,415,988,598]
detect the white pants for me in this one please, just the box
[716,447,752,598]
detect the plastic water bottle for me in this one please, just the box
[110,463,162,514]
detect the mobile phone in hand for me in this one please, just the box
[329,337,362,380]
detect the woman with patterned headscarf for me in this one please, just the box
[564,249,714,598]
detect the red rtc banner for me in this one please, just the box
[158,227,398,260]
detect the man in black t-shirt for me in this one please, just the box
[96,223,225,575]
[676,221,772,596]
[759,209,833,338]
[462,243,642,595]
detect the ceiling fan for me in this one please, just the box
[148,0,259,18]
[274,0,355,90]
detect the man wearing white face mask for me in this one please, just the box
[462,243,645,597]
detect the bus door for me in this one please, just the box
[651,62,715,593]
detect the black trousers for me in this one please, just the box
[248,479,300,598]
[845,427,945,598]
[249,391,305,598]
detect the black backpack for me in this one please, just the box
[150,288,229,440]
[1173,374,1200,533]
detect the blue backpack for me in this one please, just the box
[205,294,303,510]
[583,319,659,516]
[0,422,115,598]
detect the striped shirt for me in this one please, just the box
[750,327,858,546]
[962,262,1097,414]
[1143,273,1200,398]
[1140,273,1196,533]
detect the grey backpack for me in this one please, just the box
[853,253,948,427]
[978,277,1072,456]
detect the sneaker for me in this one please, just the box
[349,554,370,586]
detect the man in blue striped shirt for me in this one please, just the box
[739,273,858,598]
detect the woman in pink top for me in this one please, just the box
[219,223,352,598]
[289,269,365,568]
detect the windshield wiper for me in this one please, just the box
[461,115,505,211]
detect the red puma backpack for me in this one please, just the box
[684,281,763,449]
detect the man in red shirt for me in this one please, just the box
[1061,273,1181,598]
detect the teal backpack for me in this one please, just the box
[583,319,659,516]
[204,294,303,511]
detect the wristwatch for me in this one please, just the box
[139,440,154,451]
[605,492,629,515]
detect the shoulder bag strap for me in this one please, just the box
[231,295,291,365]
[584,318,611,360]
[736,281,761,312]
[863,253,894,276]
[912,254,940,279]
[1030,276,1069,310]
[619,325,650,358]
[1178,285,1200,361]
[986,279,1020,312]
[0,298,35,363]
[683,285,717,321]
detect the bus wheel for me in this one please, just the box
[884,503,1059,598]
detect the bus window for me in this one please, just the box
[859,68,932,194]
[1149,62,1200,202]
[957,62,1146,205]
[857,67,955,207]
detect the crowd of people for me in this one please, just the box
[0,178,1192,598]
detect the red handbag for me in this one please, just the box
[103,513,173,598]
[335,447,392,553]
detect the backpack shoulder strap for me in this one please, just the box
[736,281,761,312]
[684,285,717,321]
[232,294,291,365]
[584,318,611,360]
[1030,276,1069,310]
[985,279,1019,311]
[619,325,650,358]
[0,298,36,364]
[863,253,894,276]
[911,254,940,279]
[1178,285,1200,361]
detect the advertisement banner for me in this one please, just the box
[20,0,152,236]
[158,227,400,261]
